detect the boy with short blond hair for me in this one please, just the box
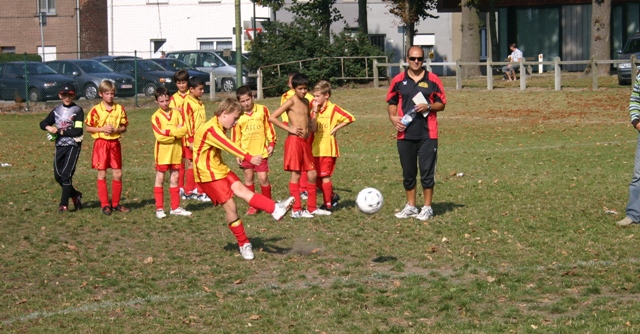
[182,76,210,202]
[193,98,294,260]
[270,73,331,218]
[151,86,191,219]
[85,80,130,215]
[232,85,277,215]
[310,80,355,210]
[170,69,190,195]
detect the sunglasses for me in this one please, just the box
[408,57,424,62]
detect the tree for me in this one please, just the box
[387,0,438,53]
[358,0,368,34]
[460,0,482,77]
[289,0,343,39]
[590,0,611,76]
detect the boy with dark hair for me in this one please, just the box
[151,86,191,219]
[270,73,331,218]
[182,76,210,202]
[170,69,190,197]
[85,80,131,215]
[193,98,294,260]
[39,84,84,213]
[232,86,277,215]
[310,80,355,211]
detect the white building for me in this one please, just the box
[107,0,271,58]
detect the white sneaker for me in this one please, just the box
[395,203,419,218]
[416,206,434,221]
[170,207,192,216]
[155,209,166,219]
[272,196,295,221]
[179,188,187,200]
[239,243,255,260]
[198,194,211,202]
[309,208,332,216]
[291,209,314,218]
[300,191,308,200]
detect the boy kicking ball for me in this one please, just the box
[192,98,294,260]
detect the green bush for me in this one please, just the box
[247,20,390,97]
[0,53,42,63]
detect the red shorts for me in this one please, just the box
[283,135,315,172]
[240,157,269,173]
[197,171,240,205]
[92,139,122,170]
[183,145,193,160]
[315,157,336,178]
[156,164,182,172]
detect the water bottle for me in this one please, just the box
[47,133,57,142]
[401,106,417,126]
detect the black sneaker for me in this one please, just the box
[319,204,333,212]
[331,193,340,208]
[58,205,68,213]
[112,205,131,213]
[102,206,112,216]
[71,192,83,211]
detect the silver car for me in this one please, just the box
[165,50,253,92]
[617,33,640,85]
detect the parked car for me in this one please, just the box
[149,58,211,93]
[165,50,254,92]
[93,55,141,63]
[0,61,77,102]
[617,33,640,85]
[101,59,177,96]
[45,59,136,99]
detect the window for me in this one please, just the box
[1,47,16,54]
[368,34,386,52]
[38,0,56,15]
[199,40,232,51]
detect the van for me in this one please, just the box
[165,50,253,92]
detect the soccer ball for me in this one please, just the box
[356,187,384,214]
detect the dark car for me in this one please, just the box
[617,33,640,85]
[92,55,141,63]
[0,61,77,102]
[101,59,177,96]
[148,58,211,93]
[45,59,136,99]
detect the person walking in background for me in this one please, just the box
[386,45,447,221]
[618,73,640,227]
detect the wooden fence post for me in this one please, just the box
[373,59,379,88]
[487,58,493,91]
[456,60,462,90]
[519,57,526,90]
[591,57,598,90]
[554,57,561,91]
[632,55,638,81]
[257,69,263,100]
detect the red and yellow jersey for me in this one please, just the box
[85,102,128,140]
[280,89,314,124]
[312,101,355,157]
[169,91,188,112]
[193,116,252,183]
[151,108,187,165]
[231,103,276,158]
[182,95,206,144]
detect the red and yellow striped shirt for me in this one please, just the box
[85,102,128,140]
[312,101,355,157]
[193,116,252,183]
[151,108,187,165]
[182,95,206,144]
[231,103,276,158]
[169,91,188,113]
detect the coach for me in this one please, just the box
[386,45,447,221]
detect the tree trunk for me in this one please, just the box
[358,0,368,34]
[460,0,482,78]
[591,0,611,76]
[404,0,414,55]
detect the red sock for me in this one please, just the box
[249,193,276,213]
[111,180,123,207]
[261,184,272,199]
[322,181,333,208]
[154,186,164,210]
[289,182,301,211]
[97,179,109,208]
[169,187,180,210]
[300,172,308,193]
[228,219,249,246]
[185,168,195,194]
[178,163,185,188]
[307,184,318,212]
[246,183,255,193]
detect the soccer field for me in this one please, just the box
[2,81,640,332]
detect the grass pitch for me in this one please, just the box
[2,75,640,333]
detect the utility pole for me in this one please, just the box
[235,0,243,87]
[39,12,46,61]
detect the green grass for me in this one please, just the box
[2,76,640,332]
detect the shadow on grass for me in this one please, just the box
[433,201,465,216]
[223,236,291,254]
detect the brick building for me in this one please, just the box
[0,0,107,60]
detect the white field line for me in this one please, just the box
[3,256,640,326]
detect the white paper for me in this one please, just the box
[412,92,430,117]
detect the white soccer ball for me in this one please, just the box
[356,187,384,214]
